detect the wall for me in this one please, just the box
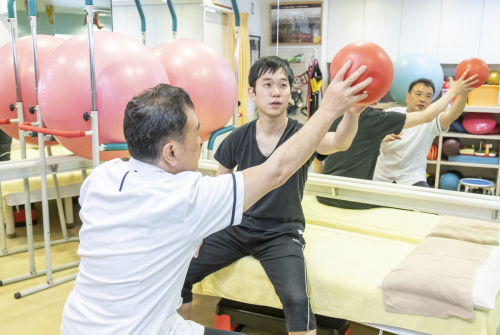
[325,0,500,65]
[112,3,204,48]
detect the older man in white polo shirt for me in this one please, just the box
[60,60,371,335]
[374,74,477,187]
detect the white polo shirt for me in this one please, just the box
[373,107,448,185]
[61,158,244,335]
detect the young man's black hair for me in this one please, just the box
[408,78,435,95]
[123,84,194,165]
[248,55,294,90]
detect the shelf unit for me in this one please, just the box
[377,103,500,195]
[428,108,500,196]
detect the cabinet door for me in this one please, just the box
[438,0,484,63]
[326,0,364,62]
[399,0,442,59]
[479,0,500,64]
[363,0,403,62]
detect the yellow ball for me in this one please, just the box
[487,70,500,85]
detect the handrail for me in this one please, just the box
[134,0,146,33]
[167,0,177,36]
[208,125,235,151]
[0,119,18,125]
[28,0,36,16]
[231,0,240,26]
[100,143,128,151]
[7,0,15,19]
[18,123,87,139]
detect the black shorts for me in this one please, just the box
[182,224,316,333]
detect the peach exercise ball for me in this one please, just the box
[152,39,238,142]
[0,35,64,146]
[38,32,169,160]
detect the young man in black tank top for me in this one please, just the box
[180,56,371,335]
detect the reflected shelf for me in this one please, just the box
[443,132,500,140]
[440,161,499,169]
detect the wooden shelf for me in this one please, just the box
[443,132,500,140]
[427,160,437,164]
[463,106,500,113]
[440,161,499,169]
[376,104,500,113]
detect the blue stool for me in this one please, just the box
[458,178,496,195]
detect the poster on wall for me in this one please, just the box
[270,2,323,45]
[249,35,261,66]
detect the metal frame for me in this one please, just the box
[4,0,101,298]
[196,159,500,223]
[231,0,240,126]
[0,0,81,283]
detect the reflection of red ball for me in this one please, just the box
[330,41,394,105]
[463,113,496,134]
[455,58,489,88]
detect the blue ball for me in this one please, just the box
[389,53,444,105]
[449,116,466,133]
[439,173,460,191]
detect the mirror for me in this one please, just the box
[15,0,112,39]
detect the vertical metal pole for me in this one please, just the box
[86,3,99,169]
[47,147,68,240]
[8,1,35,270]
[0,185,6,253]
[276,0,279,55]
[231,0,240,126]
[30,9,54,284]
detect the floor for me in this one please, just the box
[0,200,281,335]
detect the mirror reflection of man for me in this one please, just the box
[317,73,477,209]
[374,75,477,187]
[0,129,12,162]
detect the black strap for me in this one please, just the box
[230,173,237,226]
[119,171,131,192]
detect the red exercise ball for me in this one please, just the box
[487,124,500,135]
[0,35,63,146]
[463,113,496,135]
[39,32,169,160]
[152,39,238,142]
[455,58,489,89]
[329,41,393,105]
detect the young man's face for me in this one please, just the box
[249,69,291,118]
[406,83,433,113]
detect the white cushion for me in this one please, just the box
[378,246,500,311]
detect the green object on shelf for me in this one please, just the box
[286,54,304,63]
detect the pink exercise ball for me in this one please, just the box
[0,35,64,146]
[463,113,497,135]
[39,32,169,160]
[152,39,238,142]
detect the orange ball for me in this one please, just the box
[455,58,489,88]
[330,41,393,105]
